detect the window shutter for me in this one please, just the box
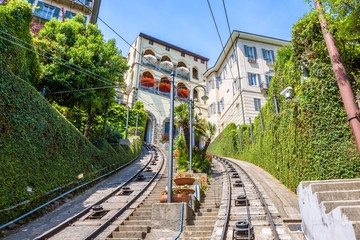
[53,7,60,19]
[28,0,35,5]
[270,50,275,63]
[257,74,261,86]
[85,0,90,6]
[211,78,214,89]
[244,45,248,57]
[217,102,220,113]
[262,48,266,60]
[34,1,44,16]
[253,47,257,60]
[248,73,251,86]
[65,10,71,19]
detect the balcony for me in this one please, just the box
[51,0,93,14]
[260,82,270,94]
[141,59,190,81]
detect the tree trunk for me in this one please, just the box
[101,104,109,138]
[84,109,95,138]
[182,123,190,155]
[202,138,211,156]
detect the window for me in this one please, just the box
[181,52,185,57]
[217,102,221,113]
[262,49,275,64]
[265,75,272,88]
[41,4,55,20]
[254,98,261,112]
[201,60,205,64]
[223,65,227,79]
[221,97,224,111]
[216,76,221,87]
[194,57,198,62]
[244,45,257,62]
[65,11,77,19]
[248,73,258,86]
[165,47,170,51]
[192,68,198,80]
[230,53,235,67]
[149,40,154,45]
[212,103,216,114]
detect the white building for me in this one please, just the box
[124,33,209,144]
[204,31,289,135]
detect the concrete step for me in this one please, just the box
[116,225,150,232]
[196,211,218,216]
[123,220,151,226]
[133,211,151,217]
[194,215,217,220]
[181,231,212,237]
[184,225,214,231]
[188,220,216,225]
[111,231,146,239]
[298,178,360,240]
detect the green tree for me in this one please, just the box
[34,14,128,137]
[174,103,191,154]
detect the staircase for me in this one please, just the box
[179,170,222,240]
[107,180,167,240]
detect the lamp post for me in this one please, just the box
[167,72,176,203]
[188,86,208,172]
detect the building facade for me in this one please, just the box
[124,33,209,144]
[204,31,289,135]
[26,0,101,26]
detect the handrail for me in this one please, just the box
[173,201,185,240]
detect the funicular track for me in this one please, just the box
[213,155,280,240]
[32,143,166,240]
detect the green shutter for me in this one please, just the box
[257,74,261,86]
[53,7,60,19]
[270,50,275,63]
[28,0,35,5]
[65,10,71,19]
[34,1,44,17]
[248,73,251,85]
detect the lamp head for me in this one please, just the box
[201,95,209,102]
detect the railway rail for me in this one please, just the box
[214,155,281,240]
[33,143,165,240]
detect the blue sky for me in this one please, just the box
[97,0,312,66]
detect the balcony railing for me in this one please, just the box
[260,82,270,93]
[33,10,60,21]
[141,59,190,81]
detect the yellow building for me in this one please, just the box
[124,33,209,144]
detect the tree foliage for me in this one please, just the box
[34,15,129,137]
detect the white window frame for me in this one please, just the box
[254,98,261,112]
[248,73,258,86]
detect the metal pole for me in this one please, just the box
[259,110,264,132]
[135,112,139,136]
[238,125,243,151]
[167,72,175,203]
[273,95,279,114]
[314,0,360,154]
[41,88,46,97]
[189,100,193,171]
[125,106,129,139]
[249,117,254,144]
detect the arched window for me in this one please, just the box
[140,71,155,88]
[177,82,189,99]
[159,77,171,93]
[192,67,198,80]
[144,49,155,56]
[193,89,199,102]
[160,56,173,70]
[177,61,187,68]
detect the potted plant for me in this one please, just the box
[173,172,195,186]
[159,83,171,92]
[177,88,188,99]
[160,187,191,203]
[141,78,155,87]
[179,185,195,195]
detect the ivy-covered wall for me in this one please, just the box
[208,12,360,192]
[0,70,143,225]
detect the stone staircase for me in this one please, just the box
[107,180,167,240]
[179,174,222,240]
[297,179,360,240]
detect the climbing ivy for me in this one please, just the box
[208,11,360,192]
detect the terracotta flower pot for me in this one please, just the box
[181,188,195,195]
[160,194,190,203]
[174,177,195,186]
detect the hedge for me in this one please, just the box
[0,70,143,225]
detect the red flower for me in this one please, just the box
[177,88,188,99]
[159,83,171,93]
[141,78,155,87]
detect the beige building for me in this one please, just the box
[204,31,289,135]
[124,33,209,144]
[26,0,101,26]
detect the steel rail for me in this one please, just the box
[216,155,280,240]
[34,144,156,240]
[214,156,232,240]
[83,145,166,240]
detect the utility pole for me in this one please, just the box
[135,112,139,136]
[314,0,360,154]
[189,100,193,171]
[125,106,129,139]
